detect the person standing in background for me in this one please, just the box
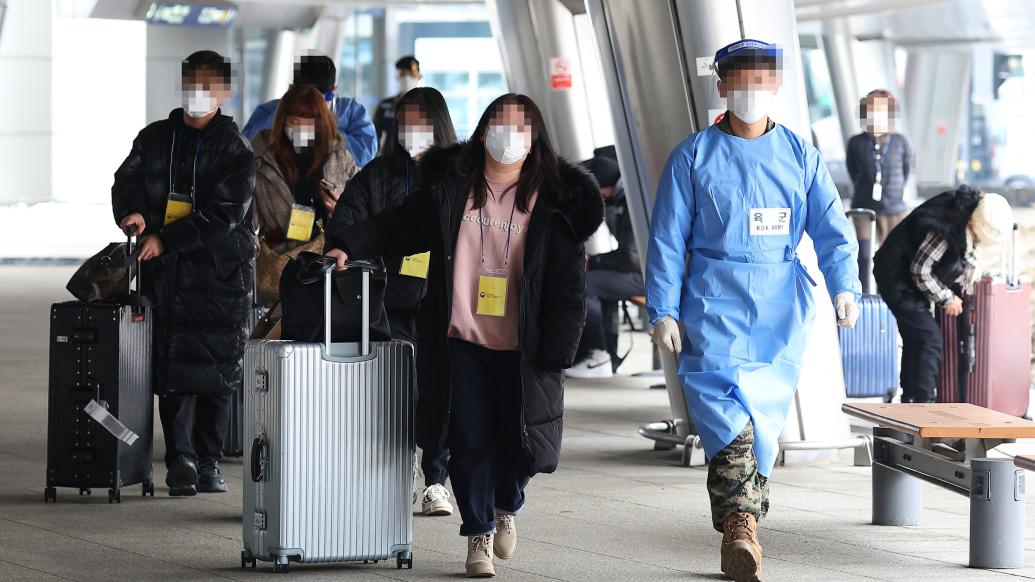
[846,89,913,290]
[374,56,422,152]
[242,53,377,168]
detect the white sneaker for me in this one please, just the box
[493,514,517,560]
[422,483,454,516]
[566,349,613,379]
[465,534,495,578]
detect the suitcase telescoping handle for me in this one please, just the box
[122,226,142,299]
[308,257,381,357]
[846,208,878,292]
[1009,223,1020,288]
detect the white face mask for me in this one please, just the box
[285,124,316,152]
[865,111,891,134]
[400,128,435,158]
[183,86,218,118]
[398,75,420,95]
[484,125,531,165]
[725,89,774,124]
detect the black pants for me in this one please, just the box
[158,393,232,467]
[388,308,450,487]
[887,298,942,403]
[447,338,530,536]
[576,269,645,364]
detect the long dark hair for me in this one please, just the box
[385,87,457,172]
[269,85,341,186]
[458,93,569,213]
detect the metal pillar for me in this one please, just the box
[904,49,971,187]
[872,463,924,526]
[969,458,1025,569]
[486,0,595,161]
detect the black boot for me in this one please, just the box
[197,460,227,493]
[166,455,198,497]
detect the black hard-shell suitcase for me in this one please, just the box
[44,236,154,503]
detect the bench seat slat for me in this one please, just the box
[842,402,1035,439]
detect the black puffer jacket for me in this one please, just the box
[874,186,981,309]
[588,186,640,273]
[325,155,426,317]
[112,109,256,396]
[332,144,604,475]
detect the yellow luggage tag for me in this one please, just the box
[400,252,431,279]
[476,269,509,318]
[164,193,193,225]
[285,204,316,242]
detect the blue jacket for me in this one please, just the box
[241,96,377,167]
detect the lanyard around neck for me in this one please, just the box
[478,183,520,269]
[169,130,203,199]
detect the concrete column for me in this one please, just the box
[904,49,970,186]
[0,0,52,204]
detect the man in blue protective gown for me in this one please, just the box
[645,39,861,582]
[241,53,377,167]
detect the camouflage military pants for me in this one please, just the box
[707,422,769,532]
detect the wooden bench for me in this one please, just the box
[843,402,1035,569]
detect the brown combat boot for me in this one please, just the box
[720,512,763,582]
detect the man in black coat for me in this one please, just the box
[112,51,256,496]
[569,155,645,377]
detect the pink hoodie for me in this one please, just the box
[447,177,538,351]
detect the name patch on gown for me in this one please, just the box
[749,208,791,236]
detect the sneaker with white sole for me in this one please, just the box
[493,514,517,559]
[422,483,454,516]
[465,534,495,578]
[566,349,614,379]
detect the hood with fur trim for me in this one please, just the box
[420,143,604,242]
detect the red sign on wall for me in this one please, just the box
[550,57,572,90]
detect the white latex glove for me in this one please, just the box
[834,292,860,328]
[650,316,682,353]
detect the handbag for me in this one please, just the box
[255,232,326,307]
[279,252,392,343]
[66,237,146,305]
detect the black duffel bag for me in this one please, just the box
[279,252,392,343]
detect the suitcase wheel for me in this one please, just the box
[108,489,121,504]
[240,551,257,569]
[396,554,413,569]
[142,481,155,497]
[44,487,56,503]
[273,562,289,574]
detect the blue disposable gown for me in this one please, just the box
[645,123,860,477]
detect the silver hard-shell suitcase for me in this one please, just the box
[240,261,415,573]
